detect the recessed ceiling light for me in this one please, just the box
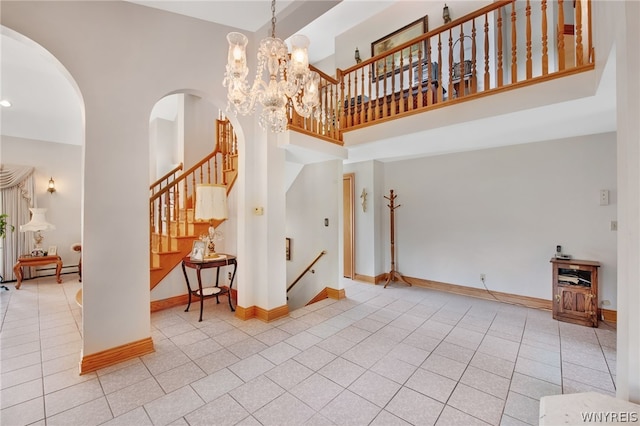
[0,100,11,108]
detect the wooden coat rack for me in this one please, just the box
[383,190,411,288]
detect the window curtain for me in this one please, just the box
[1,164,36,282]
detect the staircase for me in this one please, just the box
[149,118,238,290]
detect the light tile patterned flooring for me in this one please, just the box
[1,274,617,425]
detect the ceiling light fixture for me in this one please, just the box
[223,0,320,133]
[0,99,12,108]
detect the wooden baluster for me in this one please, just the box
[374,66,380,120]
[353,72,359,125]
[182,177,188,230]
[347,73,353,127]
[157,198,163,252]
[367,67,374,122]
[360,66,366,123]
[390,56,396,117]
[329,83,335,138]
[542,0,549,75]
[338,70,346,131]
[484,13,490,90]
[174,185,180,236]
[149,207,154,266]
[448,30,454,98]
[575,0,584,66]
[497,7,504,87]
[437,33,444,103]
[511,1,517,83]
[424,45,431,107]
[383,60,389,118]
[471,20,477,93]
[458,30,465,98]
[558,0,565,71]
[587,0,593,63]
[526,0,532,79]
[400,50,407,113]
[412,49,419,109]
[214,145,219,185]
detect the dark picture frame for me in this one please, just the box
[371,16,428,81]
[286,238,291,261]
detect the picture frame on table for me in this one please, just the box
[190,240,205,261]
[371,16,428,81]
[47,245,57,256]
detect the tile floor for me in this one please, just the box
[0,274,617,425]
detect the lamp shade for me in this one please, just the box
[195,184,228,221]
[20,208,56,232]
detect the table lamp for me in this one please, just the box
[194,184,228,258]
[20,208,56,255]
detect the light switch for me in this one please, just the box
[254,207,264,215]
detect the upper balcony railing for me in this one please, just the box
[288,0,593,143]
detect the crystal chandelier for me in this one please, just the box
[223,0,320,133]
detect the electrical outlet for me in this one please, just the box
[228,272,232,280]
[480,273,486,282]
[611,221,618,231]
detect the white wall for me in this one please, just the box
[1,136,82,270]
[1,0,239,356]
[286,160,342,310]
[334,1,490,71]
[381,133,617,307]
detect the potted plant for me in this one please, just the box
[0,213,14,238]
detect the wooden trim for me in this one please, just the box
[234,305,255,321]
[307,288,328,305]
[342,64,595,134]
[234,304,289,322]
[326,287,346,300]
[354,274,376,284]
[405,276,552,311]
[79,337,154,375]
[375,273,388,284]
[601,308,617,323]
[307,287,346,306]
[150,294,190,312]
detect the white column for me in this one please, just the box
[616,0,640,404]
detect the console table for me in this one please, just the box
[181,254,236,322]
[13,255,63,289]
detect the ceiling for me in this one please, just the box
[0,0,392,147]
[1,1,617,163]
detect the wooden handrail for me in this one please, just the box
[287,250,327,293]
[288,0,594,141]
[150,118,237,256]
[150,162,183,191]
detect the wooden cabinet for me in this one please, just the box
[551,258,600,327]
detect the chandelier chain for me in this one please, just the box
[223,0,319,133]
[271,0,277,38]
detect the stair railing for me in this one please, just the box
[150,162,183,196]
[150,118,238,257]
[287,250,327,293]
[287,0,594,141]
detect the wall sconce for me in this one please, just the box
[47,177,56,193]
[443,4,451,24]
[354,47,362,64]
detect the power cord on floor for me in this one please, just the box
[480,275,532,309]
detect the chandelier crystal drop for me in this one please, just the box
[223,0,320,133]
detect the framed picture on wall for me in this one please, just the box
[371,15,428,81]
[286,238,291,261]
